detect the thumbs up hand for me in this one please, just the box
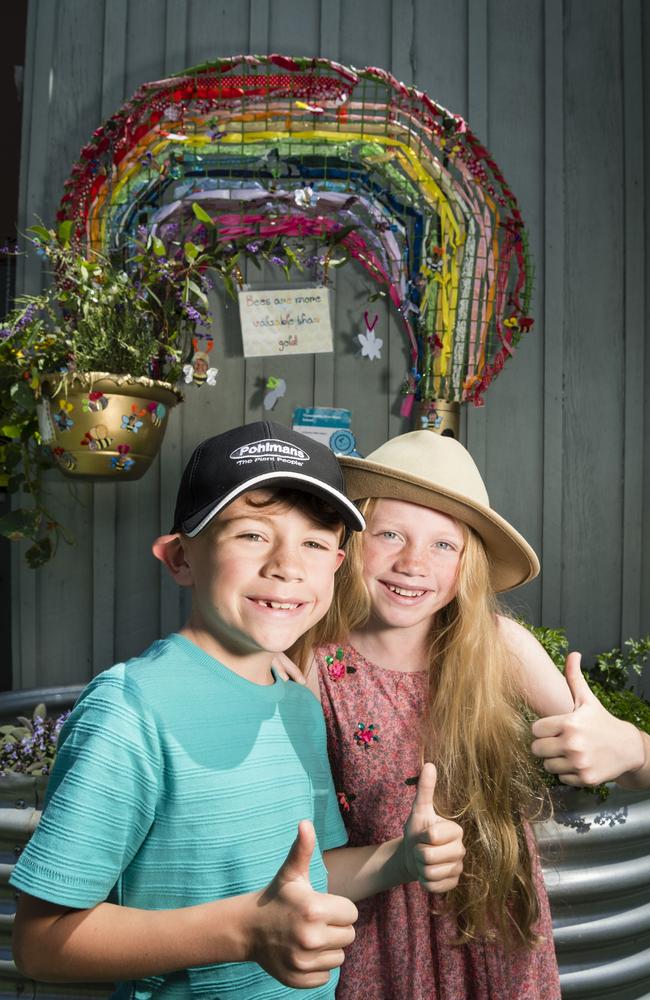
[250,820,358,989]
[401,763,465,893]
[531,652,646,786]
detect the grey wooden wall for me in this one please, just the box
[11,0,650,690]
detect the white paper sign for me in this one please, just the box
[238,287,333,357]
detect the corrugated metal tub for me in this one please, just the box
[0,686,109,998]
[537,784,650,999]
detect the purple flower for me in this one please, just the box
[16,303,37,329]
[182,303,203,324]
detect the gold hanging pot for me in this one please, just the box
[39,373,183,481]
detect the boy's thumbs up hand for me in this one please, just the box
[531,652,646,785]
[402,763,465,893]
[250,821,358,989]
[272,818,317,886]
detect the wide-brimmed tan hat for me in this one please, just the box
[339,431,539,592]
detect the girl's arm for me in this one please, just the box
[324,764,464,901]
[12,821,357,989]
[273,650,321,700]
[498,617,649,789]
[275,658,464,893]
[497,615,574,716]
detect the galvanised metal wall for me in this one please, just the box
[10,0,650,692]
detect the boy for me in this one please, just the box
[11,421,464,998]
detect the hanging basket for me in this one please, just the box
[39,373,183,482]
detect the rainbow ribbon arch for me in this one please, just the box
[58,54,534,409]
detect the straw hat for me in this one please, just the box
[339,431,539,592]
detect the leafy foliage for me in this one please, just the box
[0,213,359,566]
[0,703,69,777]
[0,222,213,565]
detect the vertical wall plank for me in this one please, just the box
[113,1,169,665]
[164,0,188,75]
[12,0,47,688]
[620,0,645,644]
[88,0,127,676]
[244,0,270,422]
[642,0,650,665]
[313,0,342,411]
[562,0,625,657]
[540,0,565,628]
[159,0,188,638]
[465,0,488,471]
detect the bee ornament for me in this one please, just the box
[81,425,113,451]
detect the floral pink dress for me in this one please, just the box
[316,642,561,1000]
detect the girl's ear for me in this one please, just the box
[152,534,193,586]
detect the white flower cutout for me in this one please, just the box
[294,186,316,208]
[358,328,383,361]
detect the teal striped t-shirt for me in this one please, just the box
[11,633,347,998]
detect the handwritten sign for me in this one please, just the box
[238,287,333,357]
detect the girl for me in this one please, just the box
[287,430,649,1000]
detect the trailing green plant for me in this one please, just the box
[0,207,358,567]
[0,221,217,565]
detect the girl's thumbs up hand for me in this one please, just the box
[531,652,646,786]
[402,763,465,893]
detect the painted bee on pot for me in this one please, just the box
[52,446,77,472]
[82,391,109,413]
[81,425,113,451]
[111,443,135,473]
[146,402,167,427]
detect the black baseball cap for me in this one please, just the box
[171,420,366,537]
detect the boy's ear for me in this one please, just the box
[152,534,193,586]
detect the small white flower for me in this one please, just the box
[358,329,383,361]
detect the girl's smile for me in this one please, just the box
[362,499,464,636]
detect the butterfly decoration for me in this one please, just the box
[358,311,383,361]
[263,376,287,411]
[294,185,317,208]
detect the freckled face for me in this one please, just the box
[183,492,345,657]
[362,498,465,635]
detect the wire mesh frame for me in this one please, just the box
[57,54,534,407]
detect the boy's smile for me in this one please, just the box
[167,491,345,681]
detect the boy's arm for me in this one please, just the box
[324,764,464,902]
[13,821,357,989]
